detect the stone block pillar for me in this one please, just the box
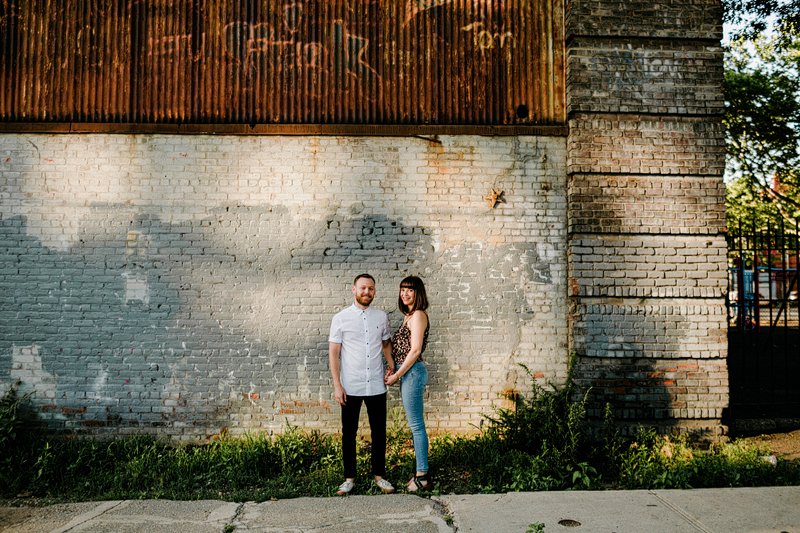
[565,0,729,438]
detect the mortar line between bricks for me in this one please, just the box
[566,172,723,178]
[572,296,725,302]
[566,34,721,47]
[567,231,726,238]
[649,491,714,533]
[568,172,726,179]
[49,500,127,533]
[567,110,724,120]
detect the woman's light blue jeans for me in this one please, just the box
[399,361,429,473]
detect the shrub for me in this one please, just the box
[2,375,798,501]
[0,384,44,496]
[478,362,608,490]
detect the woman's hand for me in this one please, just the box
[385,371,400,386]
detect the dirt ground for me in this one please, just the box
[739,429,800,460]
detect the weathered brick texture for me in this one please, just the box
[572,356,728,437]
[0,134,568,439]
[566,0,727,438]
[568,115,726,175]
[571,301,728,359]
[568,174,726,234]
[569,235,727,298]
[0,1,729,441]
[567,40,724,115]
[566,0,723,40]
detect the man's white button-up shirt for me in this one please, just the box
[329,304,391,397]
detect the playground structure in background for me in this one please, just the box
[726,223,800,420]
[728,225,799,330]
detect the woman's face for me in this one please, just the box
[400,286,416,308]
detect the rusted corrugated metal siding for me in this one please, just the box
[0,0,565,126]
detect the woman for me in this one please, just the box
[385,275,432,492]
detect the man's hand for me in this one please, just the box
[385,372,399,386]
[384,367,395,385]
[329,342,345,405]
[334,384,347,406]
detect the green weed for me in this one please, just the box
[617,428,800,489]
[1,378,799,502]
[1,384,45,495]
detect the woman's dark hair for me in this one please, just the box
[398,275,429,314]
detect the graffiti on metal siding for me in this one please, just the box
[0,0,564,125]
[140,1,515,106]
[404,0,495,24]
[147,34,194,58]
[462,22,514,53]
[219,18,378,99]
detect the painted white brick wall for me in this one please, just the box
[0,133,569,440]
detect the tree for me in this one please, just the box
[722,0,800,45]
[722,0,800,230]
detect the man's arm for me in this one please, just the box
[382,339,395,383]
[329,341,346,406]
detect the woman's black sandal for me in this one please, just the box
[407,474,432,492]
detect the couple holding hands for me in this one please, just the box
[328,273,431,496]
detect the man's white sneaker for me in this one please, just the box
[374,478,396,494]
[336,480,355,496]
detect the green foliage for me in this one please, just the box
[618,428,800,490]
[1,378,799,502]
[723,3,800,229]
[527,522,546,533]
[0,384,44,495]
[479,364,599,490]
[723,0,800,46]
[483,365,588,463]
[429,363,616,493]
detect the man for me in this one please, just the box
[329,273,396,495]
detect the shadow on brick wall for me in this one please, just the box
[572,351,726,441]
[0,210,447,437]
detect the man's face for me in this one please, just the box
[352,277,376,308]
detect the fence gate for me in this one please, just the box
[727,222,800,420]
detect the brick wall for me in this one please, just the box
[568,175,725,234]
[0,0,729,440]
[0,134,568,439]
[566,0,728,438]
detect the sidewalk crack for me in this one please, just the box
[650,491,713,533]
[51,500,127,533]
[224,502,246,532]
[431,496,458,532]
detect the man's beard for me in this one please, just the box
[356,294,373,307]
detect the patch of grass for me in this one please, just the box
[617,428,800,489]
[1,377,799,502]
[428,361,616,493]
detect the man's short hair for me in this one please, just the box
[353,273,375,285]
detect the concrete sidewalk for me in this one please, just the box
[1,486,798,533]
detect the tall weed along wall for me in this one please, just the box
[0,134,569,440]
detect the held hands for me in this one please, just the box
[385,368,399,386]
